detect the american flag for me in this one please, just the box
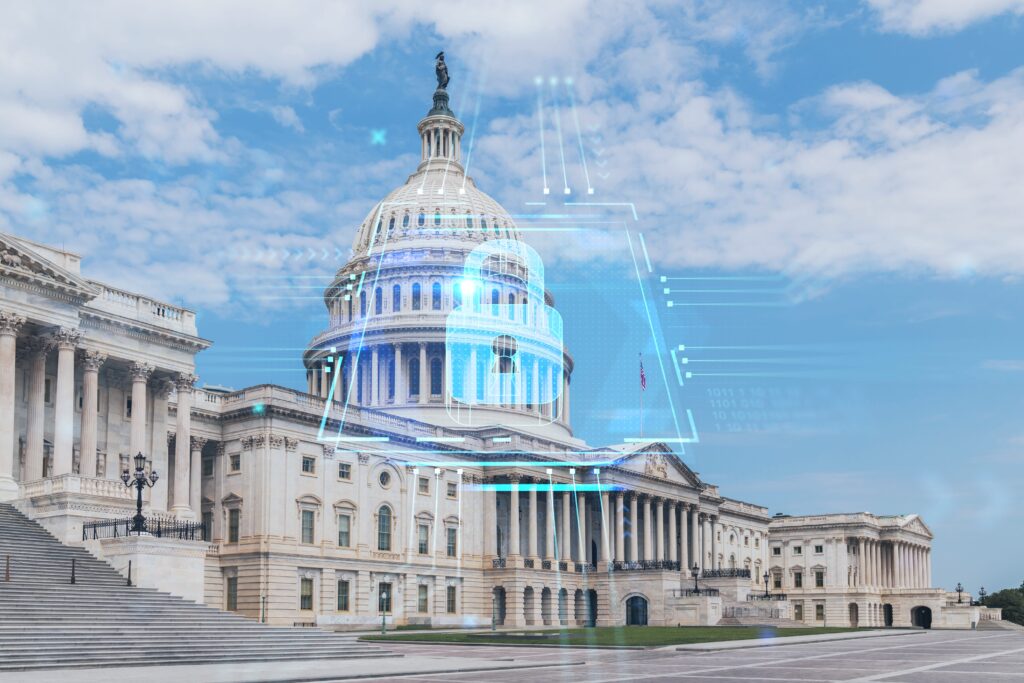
[639,356,647,391]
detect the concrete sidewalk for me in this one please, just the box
[669,627,926,651]
[0,654,584,683]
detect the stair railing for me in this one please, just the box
[70,558,76,584]
[4,554,9,582]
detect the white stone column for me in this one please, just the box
[628,494,639,563]
[710,515,719,570]
[561,490,571,562]
[370,346,379,406]
[576,491,587,564]
[545,479,555,560]
[508,475,520,558]
[527,481,538,559]
[418,343,427,405]
[24,338,47,481]
[393,343,404,405]
[599,489,610,564]
[563,372,570,425]
[532,359,540,415]
[0,312,25,499]
[50,328,80,476]
[690,506,700,571]
[320,360,330,399]
[642,496,653,561]
[701,514,711,571]
[483,477,497,557]
[128,361,153,461]
[655,498,665,561]
[668,502,678,564]
[190,435,206,517]
[615,493,625,562]
[680,504,690,571]
[466,346,476,404]
[545,363,553,420]
[171,373,196,517]
[79,349,106,477]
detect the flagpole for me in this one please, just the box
[639,353,643,439]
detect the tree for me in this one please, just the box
[984,588,1024,626]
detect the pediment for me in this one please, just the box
[0,233,98,303]
[608,443,704,489]
[900,514,933,539]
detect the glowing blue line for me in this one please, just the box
[670,347,685,387]
[626,231,687,452]
[549,80,570,193]
[565,79,592,192]
[402,460,619,468]
[492,437,512,443]
[664,289,787,294]
[566,202,638,221]
[535,79,549,193]
[316,356,343,440]
[595,470,611,566]
[415,436,465,443]
[460,78,484,190]
[638,233,653,273]
[478,483,619,492]
[661,276,782,281]
[666,302,789,307]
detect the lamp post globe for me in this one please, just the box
[691,563,699,593]
[121,452,158,534]
[956,582,963,604]
[978,587,987,605]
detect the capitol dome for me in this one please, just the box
[303,77,574,440]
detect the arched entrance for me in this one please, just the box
[557,588,568,625]
[523,586,535,625]
[626,595,648,626]
[541,587,553,625]
[848,602,859,627]
[586,589,598,627]
[573,589,585,625]
[911,606,932,629]
[883,604,894,627]
[492,587,506,626]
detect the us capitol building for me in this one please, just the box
[0,69,970,631]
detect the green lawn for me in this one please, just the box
[363,625,862,648]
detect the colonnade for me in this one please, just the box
[0,310,202,518]
[306,343,571,424]
[850,538,932,589]
[483,477,731,572]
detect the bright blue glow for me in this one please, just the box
[251,403,265,415]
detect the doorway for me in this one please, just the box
[626,595,648,626]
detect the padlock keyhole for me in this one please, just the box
[491,334,519,374]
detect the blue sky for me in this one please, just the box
[2,1,1024,593]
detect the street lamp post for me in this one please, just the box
[380,588,388,635]
[956,582,964,604]
[978,587,987,606]
[764,571,770,598]
[121,452,158,534]
[691,563,700,593]
[491,591,496,631]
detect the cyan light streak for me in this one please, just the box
[595,469,611,564]
[548,78,570,194]
[637,233,653,273]
[534,77,549,194]
[478,483,620,492]
[564,78,593,194]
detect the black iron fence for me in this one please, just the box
[702,568,751,579]
[670,588,720,597]
[82,517,207,541]
[747,592,787,601]
[610,560,682,572]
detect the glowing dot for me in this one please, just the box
[252,403,265,415]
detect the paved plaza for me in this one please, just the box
[4,629,1023,682]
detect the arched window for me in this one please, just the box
[409,358,420,396]
[491,289,500,316]
[430,358,442,396]
[412,283,421,310]
[508,293,515,320]
[374,287,383,315]
[481,218,488,232]
[360,291,367,317]
[466,216,473,229]
[392,284,401,312]
[418,212,425,227]
[432,282,442,310]
[453,282,463,309]
[387,216,395,237]
[402,213,410,228]
[433,211,441,227]
[377,505,392,551]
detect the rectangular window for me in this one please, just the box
[446,585,456,614]
[772,546,781,556]
[228,509,240,543]
[337,580,350,611]
[793,545,802,555]
[202,458,213,476]
[301,456,316,474]
[226,576,238,611]
[446,527,457,557]
[338,463,351,480]
[229,453,241,472]
[124,393,131,418]
[744,537,749,546]
[447,482,457,499]
[301,510,315,544]
[814,544,824,554]
[755,538,760,548]
[815,604,824,621]
[378,582,392,613]
[338,514,351,547]
[44,377,53,405]
[202,511,212,538]
[418,584,429,613]
[794,603,803,621]
[815,571,824,588]
[418,477,429,494]
[794,572,802,588]
[418,523,429,554]
[773,573,782,589]
[300,577,313,610]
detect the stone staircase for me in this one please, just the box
[718,602,806,628]
[0,503,391,671]
[979,618,1024,631]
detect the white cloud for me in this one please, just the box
[865,0,1024,34]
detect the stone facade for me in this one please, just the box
[0,79,961,630]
